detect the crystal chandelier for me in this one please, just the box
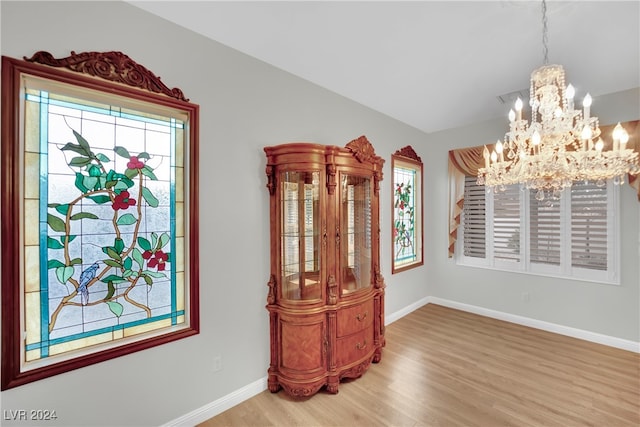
[477,0,639,200]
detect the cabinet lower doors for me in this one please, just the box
[268,302,379,397]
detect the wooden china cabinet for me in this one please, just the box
[264,136,386,397]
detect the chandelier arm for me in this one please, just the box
[541,0,549,65]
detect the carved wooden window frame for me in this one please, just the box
[1,51,200,390]
[391,146,424,273]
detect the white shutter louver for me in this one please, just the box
[529,192,561,266]
[493,184,521,262]
[571,181,608,271]
[462,176,486,258]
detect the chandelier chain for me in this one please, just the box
[541,0,549,64]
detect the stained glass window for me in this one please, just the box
[21,77,187,366]
[392,148,423,273]
[2,52,199,391]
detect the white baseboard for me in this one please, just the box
[162,376,268,427]
[168,296,639,426]
[385,296,430,325]
[428,296,640,353]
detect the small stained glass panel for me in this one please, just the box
[392,152,423,273]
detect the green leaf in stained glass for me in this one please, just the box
[103,259,122,268]
[96,153,110,163]
[132,247,144,269]
[69,257,82,266]
[116,213,137,226]
[141,187,159,208]
[142,270,167,279]
[158,233,170,250]
[61,235,77,244]
[123,257,132,270]
[105,247,122,262]
[83,176,98,191]
[137,237,151,251]
[114,146,131,159]
[87,165,102,177]
[109,240,122,255]
[124,168,138,179]
[114,181,129,192]
[47,259,65,269]
[104,282,116,300]
[51,203,70,215]
[73,129,91,155]
[70,212,99,221]
[47,237,64,250]
[75,172,89,193]
[137,152,150,160]
[141,165,157,181]
[121,176,134,188]
[47,214,66,232]
[87,195,111,204]
[69,156,92,167]
[101,274,127,284]
[55,266,74,284]
[60,142,87,156]
[106,301,124,317]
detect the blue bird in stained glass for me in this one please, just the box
[78,262,99,306]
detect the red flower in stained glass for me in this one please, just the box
[112,190,136,211]
[146,250,168,271]
[127,156,145,170]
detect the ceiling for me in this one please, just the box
[127,1,640,134]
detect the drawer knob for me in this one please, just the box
[356,340,367,350]
[356,311,368,322]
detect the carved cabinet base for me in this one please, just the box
[265,137,385,398]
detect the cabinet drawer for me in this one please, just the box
[335,326,374,367]
[336,300,374,337]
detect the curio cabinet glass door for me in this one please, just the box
[339,174,372,296]
[280,171,321,301]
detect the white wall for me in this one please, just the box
[425,88,640,342]
[1,2,638,426]
[0,2,429,426]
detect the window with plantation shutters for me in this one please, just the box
[529,191,561,266]
[457,176,619,284]
[493,184,521,262]
[462,176,486,258]
[571,181,608,271]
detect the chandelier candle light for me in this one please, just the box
[477,1,639,200]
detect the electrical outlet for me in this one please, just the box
[213,355,222,372]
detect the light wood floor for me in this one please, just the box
[200,304,640,427]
